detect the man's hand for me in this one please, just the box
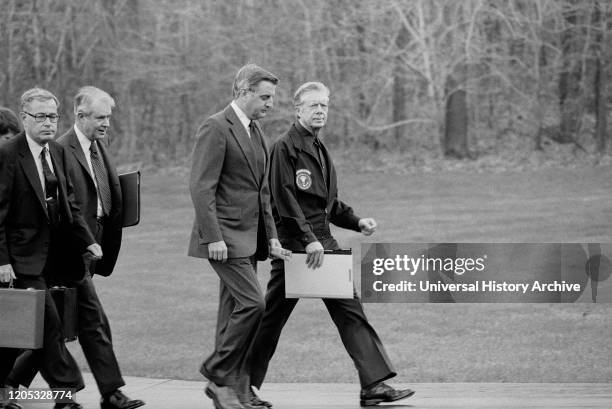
[305,241,324,269]
[358,218,377,236]
[0,264,16,283]
[85,243,103,260]
[208,240,228,262]
[269,238,291,261]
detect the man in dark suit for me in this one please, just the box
[0,87,102,409]
[6,87,144,409]
[188,63,291,409]
[249,82,415,407]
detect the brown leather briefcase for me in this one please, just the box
[0,286,45,348]
[50,286,78,342]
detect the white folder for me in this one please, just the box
[284,250,353,298]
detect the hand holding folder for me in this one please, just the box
[305,241,325,268]
[284,249,353,299]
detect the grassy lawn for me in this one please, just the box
[68,165,612,383]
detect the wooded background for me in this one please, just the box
[1,0,611,165]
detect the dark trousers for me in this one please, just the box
[250,237,396,389]
[8,220,124,395]
[0,275,84,391]
[201,257,265,394]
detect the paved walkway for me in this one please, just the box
[21,373,612,408]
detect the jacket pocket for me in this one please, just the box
[216,205,241,220]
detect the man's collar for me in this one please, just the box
[74,124,92,149]
[290,121,323,153]
[230,100,251,131]
[25,132,45,155]
[295,121,315,139]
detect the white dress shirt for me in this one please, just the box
[230,101,252,138]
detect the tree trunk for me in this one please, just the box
[559,4,583,143]
[392,24,409,144]
[443,73,469,159]
[594,60,607,152]
[356,22,370,119]
[594,1,609,153]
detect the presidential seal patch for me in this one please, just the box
[296,169,312,190]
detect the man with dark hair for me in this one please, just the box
[0,87,102,409]
[7,86,144,409]
[188,63,291,409]
[249,81,415,407]
[0,107,21,143]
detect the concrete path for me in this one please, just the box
[19,373,611,408]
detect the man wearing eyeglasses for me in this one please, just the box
[5,87,144,409]
[0,88,102,409]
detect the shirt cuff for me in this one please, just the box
[300,231,318,247]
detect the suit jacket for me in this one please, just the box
[188,105,277,261]
[57,129,123,279]
[0,132,95,277]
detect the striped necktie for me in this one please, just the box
[90,141,112,216]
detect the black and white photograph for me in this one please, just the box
[1,1,611,408]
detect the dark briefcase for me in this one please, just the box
[0,286,45,348]
[119,171,141,227]
[50,286,78,342]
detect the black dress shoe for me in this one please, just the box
[247,387,272,408]
[359,382,415,406]
[100,390,145,409]
[53,403,83,409]
[204,382,244,409]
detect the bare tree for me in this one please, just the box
[0,0,608,163]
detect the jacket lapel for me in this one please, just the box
[224,106,260,186]
[16,134,48,218]
[251,120,269,186]
[98,140,122,211]
[290,124,322,167]
[68,130,95,184]
[48,143,68,214]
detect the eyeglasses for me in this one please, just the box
[23,111,60,123]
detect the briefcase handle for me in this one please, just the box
[6,278,39,291]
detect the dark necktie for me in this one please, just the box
[249,121,265,179]
[40,147,59,227]
[313,137,328,187]
[90,141,112,216]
